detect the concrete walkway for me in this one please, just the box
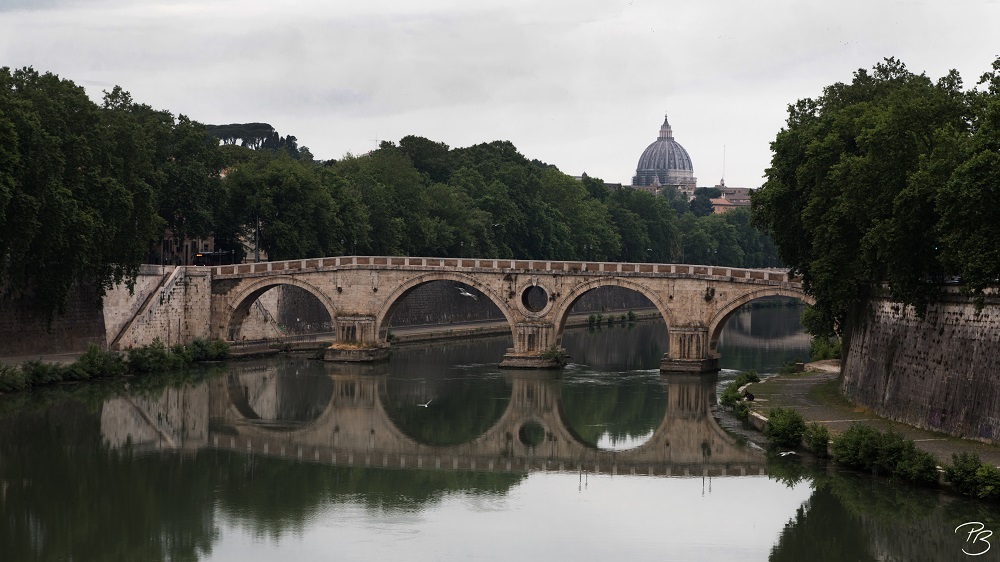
[744,360,1000,467]
[0,352,85,367]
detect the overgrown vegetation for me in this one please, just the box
[764,407,807,448]
[809,335,842,361]
[0,338,230,393]
[541,345,569,367]
[718,369,760,411]
[944,452,1000,500]
[803,422,830,457]
[830,424,939,485]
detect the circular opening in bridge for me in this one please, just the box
[521,286,548,313]
[518,421,545,447]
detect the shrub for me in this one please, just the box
[68,345,126,380]
[945,452,984,497]
[720,385,741,409]
[831,423,882,469]
[627,310,636,322]
[207,339,230,360]
[809,335,841,360]
[764,407,806,448]
[975,464,1000,500]
[895,446,940,485]
[127,338,187,373]
[945,453,1000,500]
[804,422,830,457]
[20,360,68,386]
[733,401,751,422]
[0,364,28,392]
[733,369,760,387]
[832,423,940,484]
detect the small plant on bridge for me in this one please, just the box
[541,345,569,367]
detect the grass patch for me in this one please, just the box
[807,378,855,409]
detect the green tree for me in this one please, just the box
[0,68,164,319]
[752,58,972,336]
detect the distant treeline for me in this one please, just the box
[0,66,781,320]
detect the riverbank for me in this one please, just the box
[734,361,1000,467]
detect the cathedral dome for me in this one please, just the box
[632,114,696,189]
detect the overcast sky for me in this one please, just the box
[2,0,999,188]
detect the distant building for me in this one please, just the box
[630,114,697,198]
[709,179,753,213]
[716,180,753,207]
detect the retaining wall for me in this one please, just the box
[841,295,1000,443]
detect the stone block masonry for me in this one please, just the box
[111,267,213,349]
[841,295,1000,444]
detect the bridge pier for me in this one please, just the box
[498,348,568,369]
[660,326,719,373]
[498,322,566,369]
[324,315,389,363]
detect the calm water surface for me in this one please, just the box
[1,304,998,561]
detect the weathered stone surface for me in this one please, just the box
[205,258,809,371]
[842,295,1000,443]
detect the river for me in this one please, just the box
[1,302,998,561]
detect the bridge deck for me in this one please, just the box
[213,256,795,284]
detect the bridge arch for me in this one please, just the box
[375,271,517,343]
[706,286,814,357]
[223,276,338,341]
[549,277,674,347]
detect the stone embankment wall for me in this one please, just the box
[111,267,213,349]
[102,265,178,347]
[0,283,106,356]
[841,295,1000,443]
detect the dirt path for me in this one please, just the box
[744,361,1000,466]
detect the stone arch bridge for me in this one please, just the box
[207,256,809,372]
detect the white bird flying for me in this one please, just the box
[455,287,478,301]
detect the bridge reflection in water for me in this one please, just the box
[103,359,765,478]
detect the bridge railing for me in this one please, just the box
[212,256,797,284]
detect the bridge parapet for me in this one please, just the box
[211,256,798,285]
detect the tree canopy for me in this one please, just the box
[0,66,785,320]
[752,57,1000,337]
